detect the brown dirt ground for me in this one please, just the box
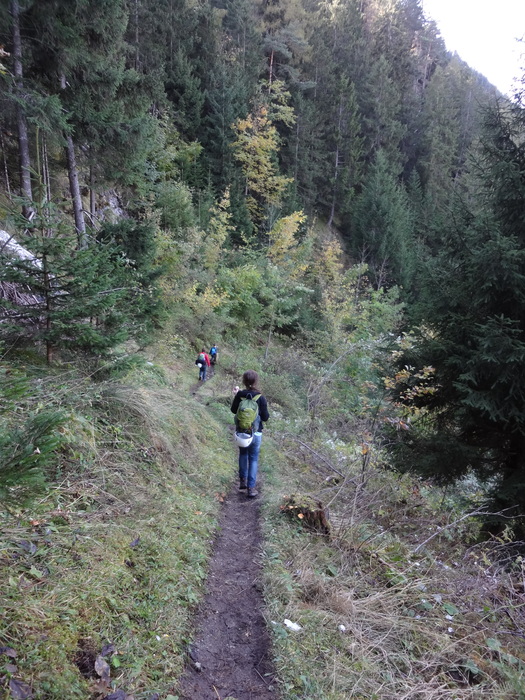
[178,382,277,700]
[177,485,277,700]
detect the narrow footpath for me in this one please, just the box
[178,485,277,699]
[179,378,276,699]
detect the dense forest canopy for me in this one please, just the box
[2,0,525,532]
[0,0,497,240]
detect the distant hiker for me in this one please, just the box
[231,370,269,498]
[195,348,211,381]
[209,344,218,365]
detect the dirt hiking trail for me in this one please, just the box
[180,379,277,699]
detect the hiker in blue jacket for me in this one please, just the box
[231,370,269,498]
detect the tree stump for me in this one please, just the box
[280,494,330,536]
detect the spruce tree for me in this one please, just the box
[0,366,68,506]
[351,150,415,291]
[0,205,142,362]
[26,0,156,203]
[391,91,525,534]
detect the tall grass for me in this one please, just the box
[0,354,234,699]
[257,342,525,700]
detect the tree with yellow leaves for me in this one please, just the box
[204,189,235,275]
[232,82,296,234]
[232,104,292,228]
[267,210,306,268]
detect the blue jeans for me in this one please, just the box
[238,432,262,489]
[199,365,207,381]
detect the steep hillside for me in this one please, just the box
[0,344,235,698]
[1,333,524,698]
[1,0,525,696]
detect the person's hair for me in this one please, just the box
[201,348,205,352]
[242,370,259,391]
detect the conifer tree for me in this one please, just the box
[202,60,251,191]
[392,91,525,533]
[325,77,364,226]
[351,150,415,291]
[0,205,144,362]
[9,0,33,218]
[27,0,156,212]
[0,368,68,506]
[202,0,261,194]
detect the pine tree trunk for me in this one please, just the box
[294,116,300,182]
[65,133,87,246]
[43,251,54,364]
[264,311,274,363]
[59,72,86,244]
[89,162,96,219]
[134,0,140,71]
[327,145,339,228]
[0,131,12,199]
[328,96,344,228]
[42,135,51,203]
[10,0,33,218]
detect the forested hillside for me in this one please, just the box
[1,0,496,255]
[2,0,525,697]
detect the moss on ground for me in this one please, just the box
[0,354,235,699]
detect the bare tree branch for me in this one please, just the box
[413,508,524,553]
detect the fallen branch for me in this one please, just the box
[413,508,523,553]
[279,432,350,480]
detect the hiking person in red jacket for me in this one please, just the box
[195,348,211,381]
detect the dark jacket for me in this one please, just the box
[196,353,210,367]
[231,389,269,432]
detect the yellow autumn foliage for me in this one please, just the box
[232,105,292,222]
[267,211,306,266]
[182,283,228,313]
[204,189,234,273]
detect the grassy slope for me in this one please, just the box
[0,345,237,699]
[260,394,525,699]
[1,337,525,700]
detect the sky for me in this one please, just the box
[420,0,525,96]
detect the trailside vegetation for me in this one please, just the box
[390,93,525,534]
[1,0,525,696]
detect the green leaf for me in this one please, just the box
[326,564,339,577]
[442,602,459,616]
[463,659,481,675]
[487,637,502,652]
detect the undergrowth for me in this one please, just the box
[0,350,233,699]
[2,333,525,700]
[259,366,525,700]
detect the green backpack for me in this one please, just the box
[235,393,261,433]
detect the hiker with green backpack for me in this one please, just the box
[231,370,269,498]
